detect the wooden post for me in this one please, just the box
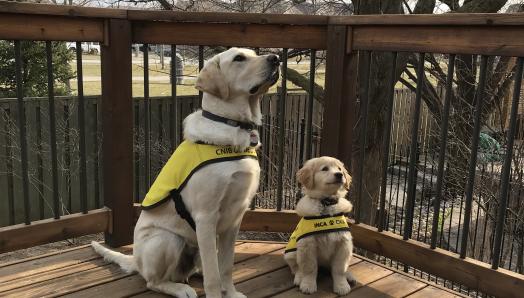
[101,19,134,247]
[320,25,358,168]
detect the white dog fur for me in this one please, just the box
[284,156,356,295]
[92,48,279,298]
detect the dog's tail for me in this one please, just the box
[91,241,136,273]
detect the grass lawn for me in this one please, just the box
[71,55,326,96]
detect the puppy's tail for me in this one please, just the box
[91,241,136,273]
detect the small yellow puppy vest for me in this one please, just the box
[141,140,257,228]
[285,213,351,253]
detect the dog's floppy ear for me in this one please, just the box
[195,57,230,100]
[297,164,314,190]
[342,164,352,190]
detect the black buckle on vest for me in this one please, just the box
[202,110,256,131]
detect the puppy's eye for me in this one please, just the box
[233,55,246,62]
[321,166,329,171]
[338,167,341,171]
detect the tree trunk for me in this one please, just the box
[350,0,435,225]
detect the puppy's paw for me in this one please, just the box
[299,279,317,294]
[293,274,303,286]
[333,280,352,296]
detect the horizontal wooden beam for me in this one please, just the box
[241,209,300,232]
[350,25,524,56]
[3,2,524,27]
[0,208,111,254]
[127,10,329,25]
[132,21,327,49]
[0,1,126,19]
[0,13,104,42]
[236,209,524,298]
[331,13,524,26]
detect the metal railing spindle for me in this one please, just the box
[492,57,524,269]
[460,55,489,259]
[431,54,456,249]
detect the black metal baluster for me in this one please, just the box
[170,44,179,149]
[44,41,60,219]
[404,52,425,240]
[492,57,524,269]
[134,104,140,203]
[276,48,287,211]
[15,41,31,224]
[4,107,15,225]
[75,42,88,214]
[305,49,316,161]
[379,52,397,232]
[35,105,44,219]
[472,163,487,254]
[460,55,489,259]
[144,44,151,187]
[431,54,455,248]
[93,103,101,208]
[198,45,204,106]
[355,51,372,224]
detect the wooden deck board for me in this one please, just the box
[0,241,465,298]
[407,285,463,298]
[347,273,427,297]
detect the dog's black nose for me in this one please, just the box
[267,54,280,66]
[335,172,343,180]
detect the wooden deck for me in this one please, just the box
[0,241,464,298]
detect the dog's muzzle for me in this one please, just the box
[249,55,281,95]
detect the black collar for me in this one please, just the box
[321,197,339,207]
[202,110,256,131]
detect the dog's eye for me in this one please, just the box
[233,55,246,62]
[321,166,329,171]
[338,167,341,171]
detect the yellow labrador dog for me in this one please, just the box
[92,48,280,298]
[284,157,355,295]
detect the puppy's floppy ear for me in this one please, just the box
[342,165,352,190]
[336,160,352,190]
[297,164,314,190]
[195,57,230,100]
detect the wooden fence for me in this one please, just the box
[0,93,323,225]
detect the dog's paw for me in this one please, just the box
[170,283,198,298]
[333,280,352,296]
[299,280,317,294]
[293,274,303,286]
[346,271,357,287]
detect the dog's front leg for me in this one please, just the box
[218,225,245,298]
[196,218,222,298]
[297,240,318,294]
[331,240,353,295]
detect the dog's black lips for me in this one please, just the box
[249,68,280,95]
[249,85,260,94]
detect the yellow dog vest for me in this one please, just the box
[285,213,351,253]
[142,140,257,228]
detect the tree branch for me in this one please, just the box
[286,67,324,104]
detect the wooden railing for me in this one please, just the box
[1,1,524,297]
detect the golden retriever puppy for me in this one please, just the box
[284,156,355,295]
